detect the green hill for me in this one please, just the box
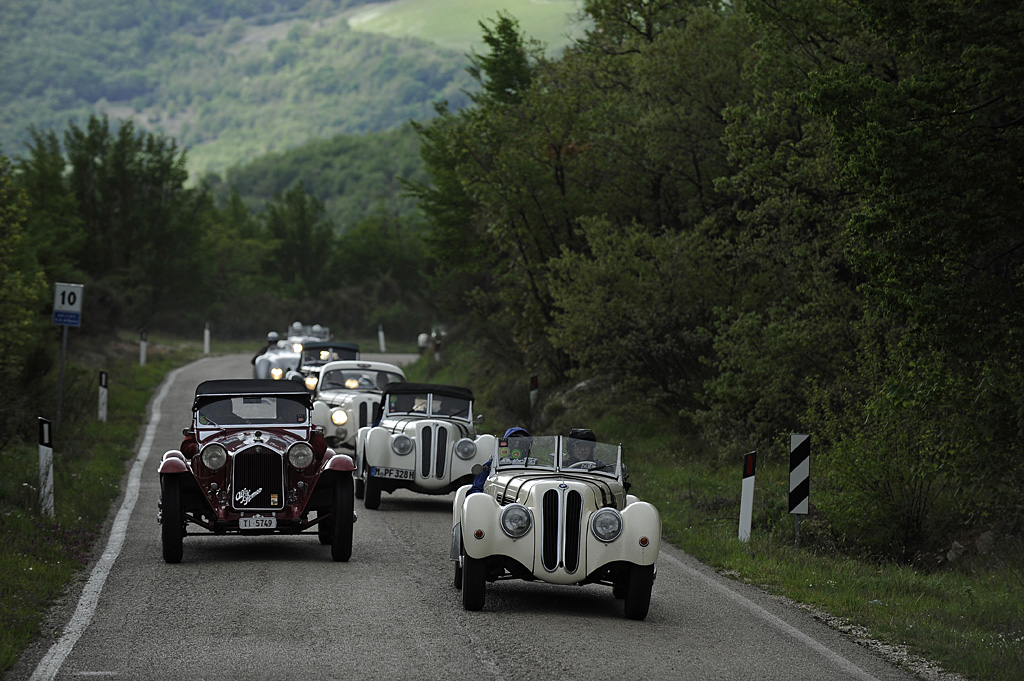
[0,0,585,179]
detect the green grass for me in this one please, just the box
[346,0,589,54]
[0,334,204,671]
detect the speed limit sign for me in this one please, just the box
[53,282,84,327]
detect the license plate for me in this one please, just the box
[239,516,277,529]
[371,466,415,480]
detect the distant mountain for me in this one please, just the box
[0,0,585,179]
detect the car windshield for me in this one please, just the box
[303,346,357,366]
[386,392,470,418]
[495,435,557,470]
[197,395,309,426]
[561,437,619,476]
[321,368,403,392]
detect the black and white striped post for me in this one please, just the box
[98,371,108,422]
[529,375,538,411]
[377,324,386,353]
[789,433,810,543]
[738,451,756,542]
[38,417,54,517]
[139,329,148,366]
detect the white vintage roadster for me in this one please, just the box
[309,360,406,451]
[450,433,661,619]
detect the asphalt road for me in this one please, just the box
[10,353,921,681]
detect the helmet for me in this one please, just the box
[504,426,530,438]
[292,321,302,332]
[267,331,279,342]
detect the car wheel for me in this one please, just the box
[355,476,365,500]
[317,512,333,545]
[624,563,655,620]
[612,569,628,599]
[461,555,486,611]
[160,476,184,564]
[331,473,354,562]
[454,556,463,590]
[364,473,381,510]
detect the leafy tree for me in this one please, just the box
[260,182,337,299]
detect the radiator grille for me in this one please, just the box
[358,402,368,428]
[231,446,285,511]
[417,424,450,479]
[541,488,583,573]
[420,427,432,477]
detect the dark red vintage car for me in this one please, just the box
[157,379,356,563]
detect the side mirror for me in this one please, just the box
[476,414,485,424]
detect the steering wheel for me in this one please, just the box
[569,461,595,469]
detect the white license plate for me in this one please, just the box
[239,516,277,529]
[371,466,415,480]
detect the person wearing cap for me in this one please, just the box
[566,427,597,464]
[469,426,530,494]
[252,331,279,365]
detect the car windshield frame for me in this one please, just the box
[492,435,621,479]
[320,368,405,392]
[385,391,472,420]
[194,394,311,427]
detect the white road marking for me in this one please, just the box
[30,363,192,681]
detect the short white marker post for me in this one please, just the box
[139,329,148,366]
[738,451,756,542]
[529,375,538,411]
[203,322,211,355]
[38,418,54,517]
[378,324,386,353]
[98,371,108,422]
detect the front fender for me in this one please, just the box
[323,452,356,472]
[157,450,188,474]
[460,492,535,571]
[585,500,661,568]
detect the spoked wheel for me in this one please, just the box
[331,473,354,562]
[160,475,184,564]
[461,555,486,611]
[624,563,655,620]
[363,473,381,510]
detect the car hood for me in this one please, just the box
[489,472,626,511]
[315,389,378,407]
[197,428,306,454]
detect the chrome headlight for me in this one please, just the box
[392,434,413,455]
[292,343,303,353]
[331,409,349,426]
[454,438,476,460]
[305,375,318,391]
[270,367,284,380]
[289,442,314,470]
[500,504,532,539]
[201,443,227,471]
[590,508,623,543]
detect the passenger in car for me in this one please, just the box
[469,426,530,494]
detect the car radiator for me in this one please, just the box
[542,489,583,573]
[418,424,449,478]
[231,446,286,511]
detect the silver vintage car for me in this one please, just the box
[309,360,406,451]
[451,433,661,619]
[354,382,490,509]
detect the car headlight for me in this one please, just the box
[292,343,303,353]
[201,443,227,471]
[590,508,623,543]
[454,438,476,460]
[331,409,348,426]
[500,504,532,539]
[270,367,283,380]
[289,442,314,470]
[392,434,413,455]
[305,375,318,391]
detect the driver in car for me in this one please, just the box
[566,427,597,464]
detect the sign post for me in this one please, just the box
[738,451,756,542]
[529,375,538,411]
[52,282,83,432]
[789,434,810,543]
[203,322,211,355]
[139,329,147,366]
[38,418,54,517]
[377,324,386,353]
[98,371,108,422]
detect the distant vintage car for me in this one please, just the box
[157,379,356,563]
[309,359,406,451]
[451,433,661,620]
[354,382,489,509]
[253,322,331,380]
[295,341,360,379]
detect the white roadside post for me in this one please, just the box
[738,451,756,542]
[789,433,810,544]
[98,371,108,422]
[529,375,538,411]
[38,417,54,518]
[378,324,386,353]
[139,329,147,366]
[204,322,211,355]
[52,282,83,432]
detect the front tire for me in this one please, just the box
[355,476,365,500]
[317,512,333,545]
[331,473,354,562]
[364,473,381,510]
[160,476,184,564]
[624,563,655,620]
[462,555,486,610]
